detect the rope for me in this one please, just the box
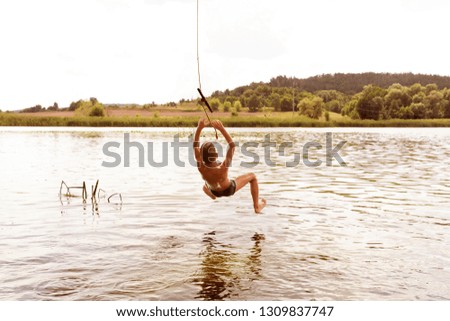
[196,0,218,139]
[196,0,202,91]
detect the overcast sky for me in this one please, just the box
[0,0,449,110]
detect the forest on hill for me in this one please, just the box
[215,73,450,96]
[209,73,450,120]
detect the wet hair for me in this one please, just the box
[201,142,218,164]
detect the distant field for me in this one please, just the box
[0,110,316,127]
[2,109,450,127]
[17,109,262,119]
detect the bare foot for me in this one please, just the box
[254,198,266,214]
[203,185,216,200]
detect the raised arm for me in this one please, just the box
[194,118,207,162]
[211,120,235,167]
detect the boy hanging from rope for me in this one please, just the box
[193,118,266,213]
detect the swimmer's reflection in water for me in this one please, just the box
[192,231,265,300]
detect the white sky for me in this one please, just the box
[0,0,449,110]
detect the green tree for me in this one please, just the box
[315,90,346,104]
[255,85,271,97]
[247,94,261,112]
[225,96,235,104]
[209,98,221,112]
[412,92,425,104]
[424,90,444,118]
[233,100,242,112]
[243,89,255,100]
[90,97,99,105]
[410,102,427,119]
[408,83,424,97]
[279,95,293,112]
[75,99,105,117]
[89,105,105,117]
[380,98,399,119]
[398,106,414,119]
[356,85,386,120]
[69,100,83,111]
[341,97,359,118]
[442,89,450,118]
[223,101,232,112]
[425,83,438,95]
[383,85,411,118]
[298,96,323,119]
[21,105,43,113]
[349,108,360,120]
[268,92,281,111]
[47,102,59,111]
[325,99,342,113]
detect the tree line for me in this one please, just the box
[20,98,105,117]
[16,73,450,120]
[210,74,450,120]
[21,102,59,113]
[343,83,450,120]
[222,72,450,96]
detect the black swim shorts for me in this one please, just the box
[211,180,236,198]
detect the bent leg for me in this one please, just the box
[234,173,266,213]
[203,184,216,200]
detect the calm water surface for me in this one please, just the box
[0,127,449,300]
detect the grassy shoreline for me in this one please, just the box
[1,113,450,127]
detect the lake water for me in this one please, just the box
[0,127,449,300]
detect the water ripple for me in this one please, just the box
[0,128,449,300]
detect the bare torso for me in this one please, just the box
[198,161,231,191]
[193,119,266,213]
